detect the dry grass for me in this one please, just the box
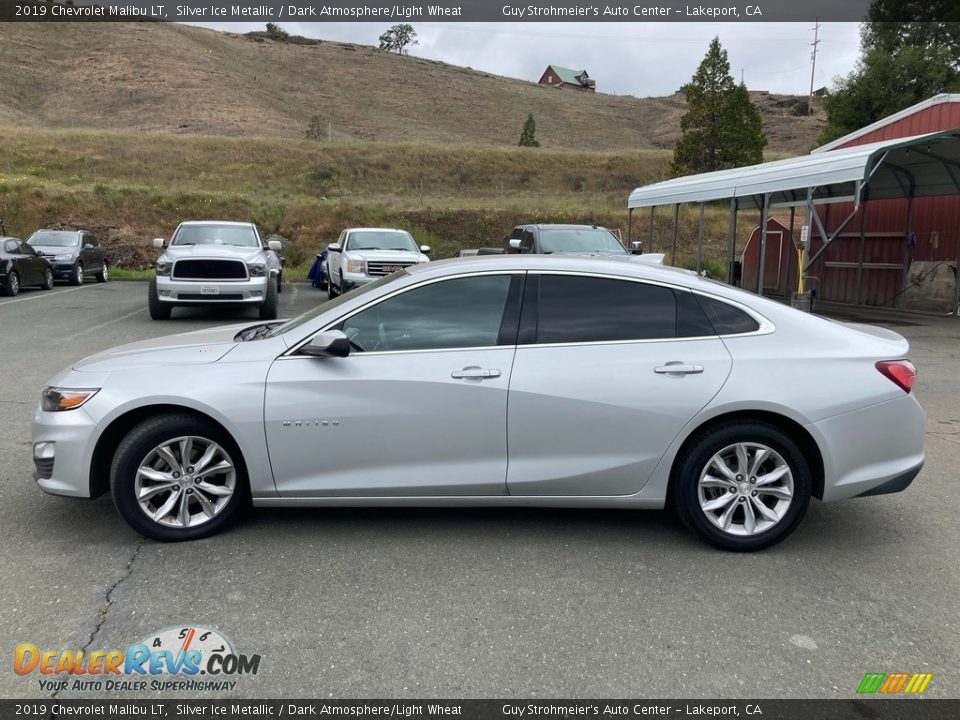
[0,23,825,153]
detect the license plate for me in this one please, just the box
[200,286,220,296]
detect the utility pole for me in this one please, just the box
[808,18,821,116]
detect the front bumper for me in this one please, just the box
[155,275,268,304]
[340,271,374,292]
[51,263,75,278]
[31,405,100,498]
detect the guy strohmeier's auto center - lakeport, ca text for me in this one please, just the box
[32,3,763,20]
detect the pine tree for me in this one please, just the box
[519,113,540,147]
[819,1,960,144]
[672,37,767,175]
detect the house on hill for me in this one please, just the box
[538,65,596,93]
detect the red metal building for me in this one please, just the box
[808,94,960,309]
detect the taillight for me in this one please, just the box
[876,360,916,393]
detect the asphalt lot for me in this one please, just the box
[0,280,957,699]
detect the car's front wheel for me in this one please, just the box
[672,421,812,552]
[111,413,249,541]
[70,262,84,286]
[1,270,20,296]
[259,277,278,320]
[41,268,54,290]
[147,278,171,320]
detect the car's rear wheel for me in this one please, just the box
[70,262,84,286]
[672,421,812,552]
[147,278,171,320]
[41,268,54,290]
[95,262,108,283]
[259,277,278,320]
[1,270,19,296]
[111,414,249,542]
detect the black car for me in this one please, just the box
[26,229,108,285]
[0,237,54,296]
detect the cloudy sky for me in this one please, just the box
[191,21,863,97]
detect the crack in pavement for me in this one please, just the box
[50,538,145,701]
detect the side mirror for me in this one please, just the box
[300,330,350,358]
[152,238,165,249]
[328,243,342,253]
[84,243,95,250]
[508,238,523,252]
[267,240,282,252]
[419,245,431,254]
[630,241,644,255]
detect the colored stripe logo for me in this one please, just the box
[857,672,933,694]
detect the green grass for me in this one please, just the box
[108,267,155,281]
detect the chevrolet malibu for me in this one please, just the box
[31,256,925,551]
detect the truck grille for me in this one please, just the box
[172,260,247,280]
[367,261,417,277]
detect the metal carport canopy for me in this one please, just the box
[627,129,960,210]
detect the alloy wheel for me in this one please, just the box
[134,435,237,528]
[697,442,794,537]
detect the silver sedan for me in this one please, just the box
[31,256,925,551]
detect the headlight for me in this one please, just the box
[247,263,267,277]
[53,253,73,261]
[41,387,100,412]
[156,261,171,276]
[346,259,365,274]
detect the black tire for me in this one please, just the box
[327,273,338,300]
[276,271,283,294]
[110,413,249,542]
[1,270,19,296]
[147,277,171,320]
[41,268,54,290]
[259,277,278,320]
[70,262,84,286]
[671,421,812,552]
[95,261,108,283]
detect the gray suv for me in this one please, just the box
[27,229,108,285]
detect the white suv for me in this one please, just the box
[149,221,282,320]
[324,228,430,299]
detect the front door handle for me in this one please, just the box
[654,362,704,376]
[451,366,501,380]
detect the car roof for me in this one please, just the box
[0,236,21,242]
[343,228,410,233]
[33,228,81,233]
[177,221,255,227]
[518,223,612,231]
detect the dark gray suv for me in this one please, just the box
[27,229,108,285]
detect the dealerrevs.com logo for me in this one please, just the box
[14,625,261,693]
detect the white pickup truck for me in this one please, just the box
[149,221,283,320]
[324,228,431,299]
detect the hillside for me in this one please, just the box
[0,23,825,153]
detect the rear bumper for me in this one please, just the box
[810,394,926,502]
[155,275,268,304]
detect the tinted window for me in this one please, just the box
[172,224,258,247]
[696,295,760,335]
[27,230,79,248]
[534,275,676,344]
[676,291,717,338]
[341,275,513,352]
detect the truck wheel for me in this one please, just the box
[276,271,283,294]
[148,278,171,320]
[259,277,278,320]
[327,274,338,299]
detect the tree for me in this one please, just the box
[378,24,418,55]
[518,113,540,147]
[672,37,767,175]
[265,23,289,41]
[305,115,327,142]
[819,0,960,144]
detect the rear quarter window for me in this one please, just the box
[696,295,761,335]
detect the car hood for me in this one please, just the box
[72,324,250,372]
[348,250,425,262]
[163,245,264,262]
[30,245,78,256]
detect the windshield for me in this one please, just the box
[172,224,259,247]
[539,228,626,255]
[345,230,417,252]
[27,231,79,248]
[266,272,403,338]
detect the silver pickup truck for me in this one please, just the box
[149,221,283,320]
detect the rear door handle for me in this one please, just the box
[451,366,501,380]
[654,362,704,375]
